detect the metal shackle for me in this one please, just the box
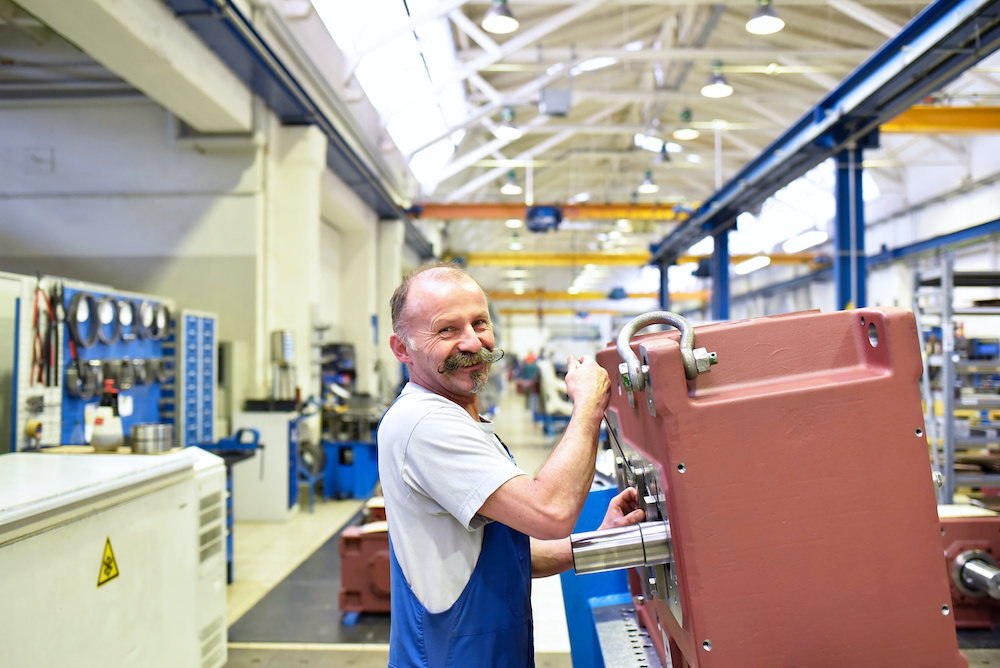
[615,311,716,391]
[570,520,672,575]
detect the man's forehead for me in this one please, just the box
[407,272,489,317]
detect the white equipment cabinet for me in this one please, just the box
[231,410,299,521]
[0,448,227,668]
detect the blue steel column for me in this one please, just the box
[835,147,866,309]
[658,260,671,311]
[711,229,730,320]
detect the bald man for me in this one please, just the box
[378,261,644,668]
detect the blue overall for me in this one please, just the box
[387,520,534,667]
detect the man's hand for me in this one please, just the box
[563,355,611,415]
[598,487,646,530]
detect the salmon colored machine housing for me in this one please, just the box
[577,308,966,668]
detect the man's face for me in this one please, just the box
[391,272,496,404]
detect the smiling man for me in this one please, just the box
[378,261,644,668]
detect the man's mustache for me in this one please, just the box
[438,348,505,374]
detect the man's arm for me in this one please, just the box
[479,355,611,540]
[529,487,646,577]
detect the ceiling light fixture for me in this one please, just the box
[672,109,701,140]
[701,61,733,98]
[782,230,829,253]
[494,106,522,141]
[637,170,660,194]
[746,0,785,35]
[734,255,771,275]
[482,0,519,35]
[500,170,522,195]
[505,218,523,229]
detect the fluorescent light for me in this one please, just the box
[494,125,522,141]
[672,108,700,141]
[504,269,530,278]
[494,106,522,141]
[482,0,519,35]
[505,218,523,228]
[575,57,617,73]
[782,230,829,253]
[673,127,700,141]
[513,285,526,295]
[567,286,581,294]
[624,40,644,51]
[734,255,771,275]
[633,132,664,153]
[746,0,785,35]
[701,61,733,98]
[500,170,522,195]
[637,170,659,194]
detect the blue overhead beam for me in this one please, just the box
[650,0,1000,267]
[160,0,435,260]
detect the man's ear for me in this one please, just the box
[389,333,412,363]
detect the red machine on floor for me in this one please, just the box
[339,497,390,615]
[941,506,1000,629]
[572,308,967,668]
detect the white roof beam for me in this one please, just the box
[444,103,627,202]
[448,8,502,58]
[436,113,553,184]
[774,55,843,91]
[825,0,902,38]
[469,47,875,65]
[382,0,606,120]
[15,0,251,132]
[406,67,570,157]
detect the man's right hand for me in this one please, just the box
[563,355,611,415]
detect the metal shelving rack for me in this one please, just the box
[914,257,1000,503]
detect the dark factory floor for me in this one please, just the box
[219,384,1000,668]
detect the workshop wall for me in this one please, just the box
[0,98,345,415]
[320,170,381,397]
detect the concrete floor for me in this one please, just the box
[222,382,1000,668]
[223,384,573,667]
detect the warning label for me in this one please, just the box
[97,537,119,587]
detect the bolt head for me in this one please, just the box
[619,362,632,388]
[692,348,717,373]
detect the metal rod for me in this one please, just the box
[571,520,671,575]
[963,558,1000,599]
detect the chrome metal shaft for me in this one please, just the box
[571,521,672,575]
[962,558,1000,599]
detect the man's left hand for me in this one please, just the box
[598,487,645,530]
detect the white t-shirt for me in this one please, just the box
[377,383,526,613]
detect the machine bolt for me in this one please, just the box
[932,471,945,489]
[692,347,718,374]
[619,363,632,389]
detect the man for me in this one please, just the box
[378,261,645,667]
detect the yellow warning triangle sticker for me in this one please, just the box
[97,537,119,587]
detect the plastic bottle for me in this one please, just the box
[92,379,124,453]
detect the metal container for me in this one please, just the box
[270,330,295,364]
[130,423,173,454]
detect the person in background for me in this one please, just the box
[378,261,645,668]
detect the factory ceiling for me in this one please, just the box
[3,0,1000,313]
